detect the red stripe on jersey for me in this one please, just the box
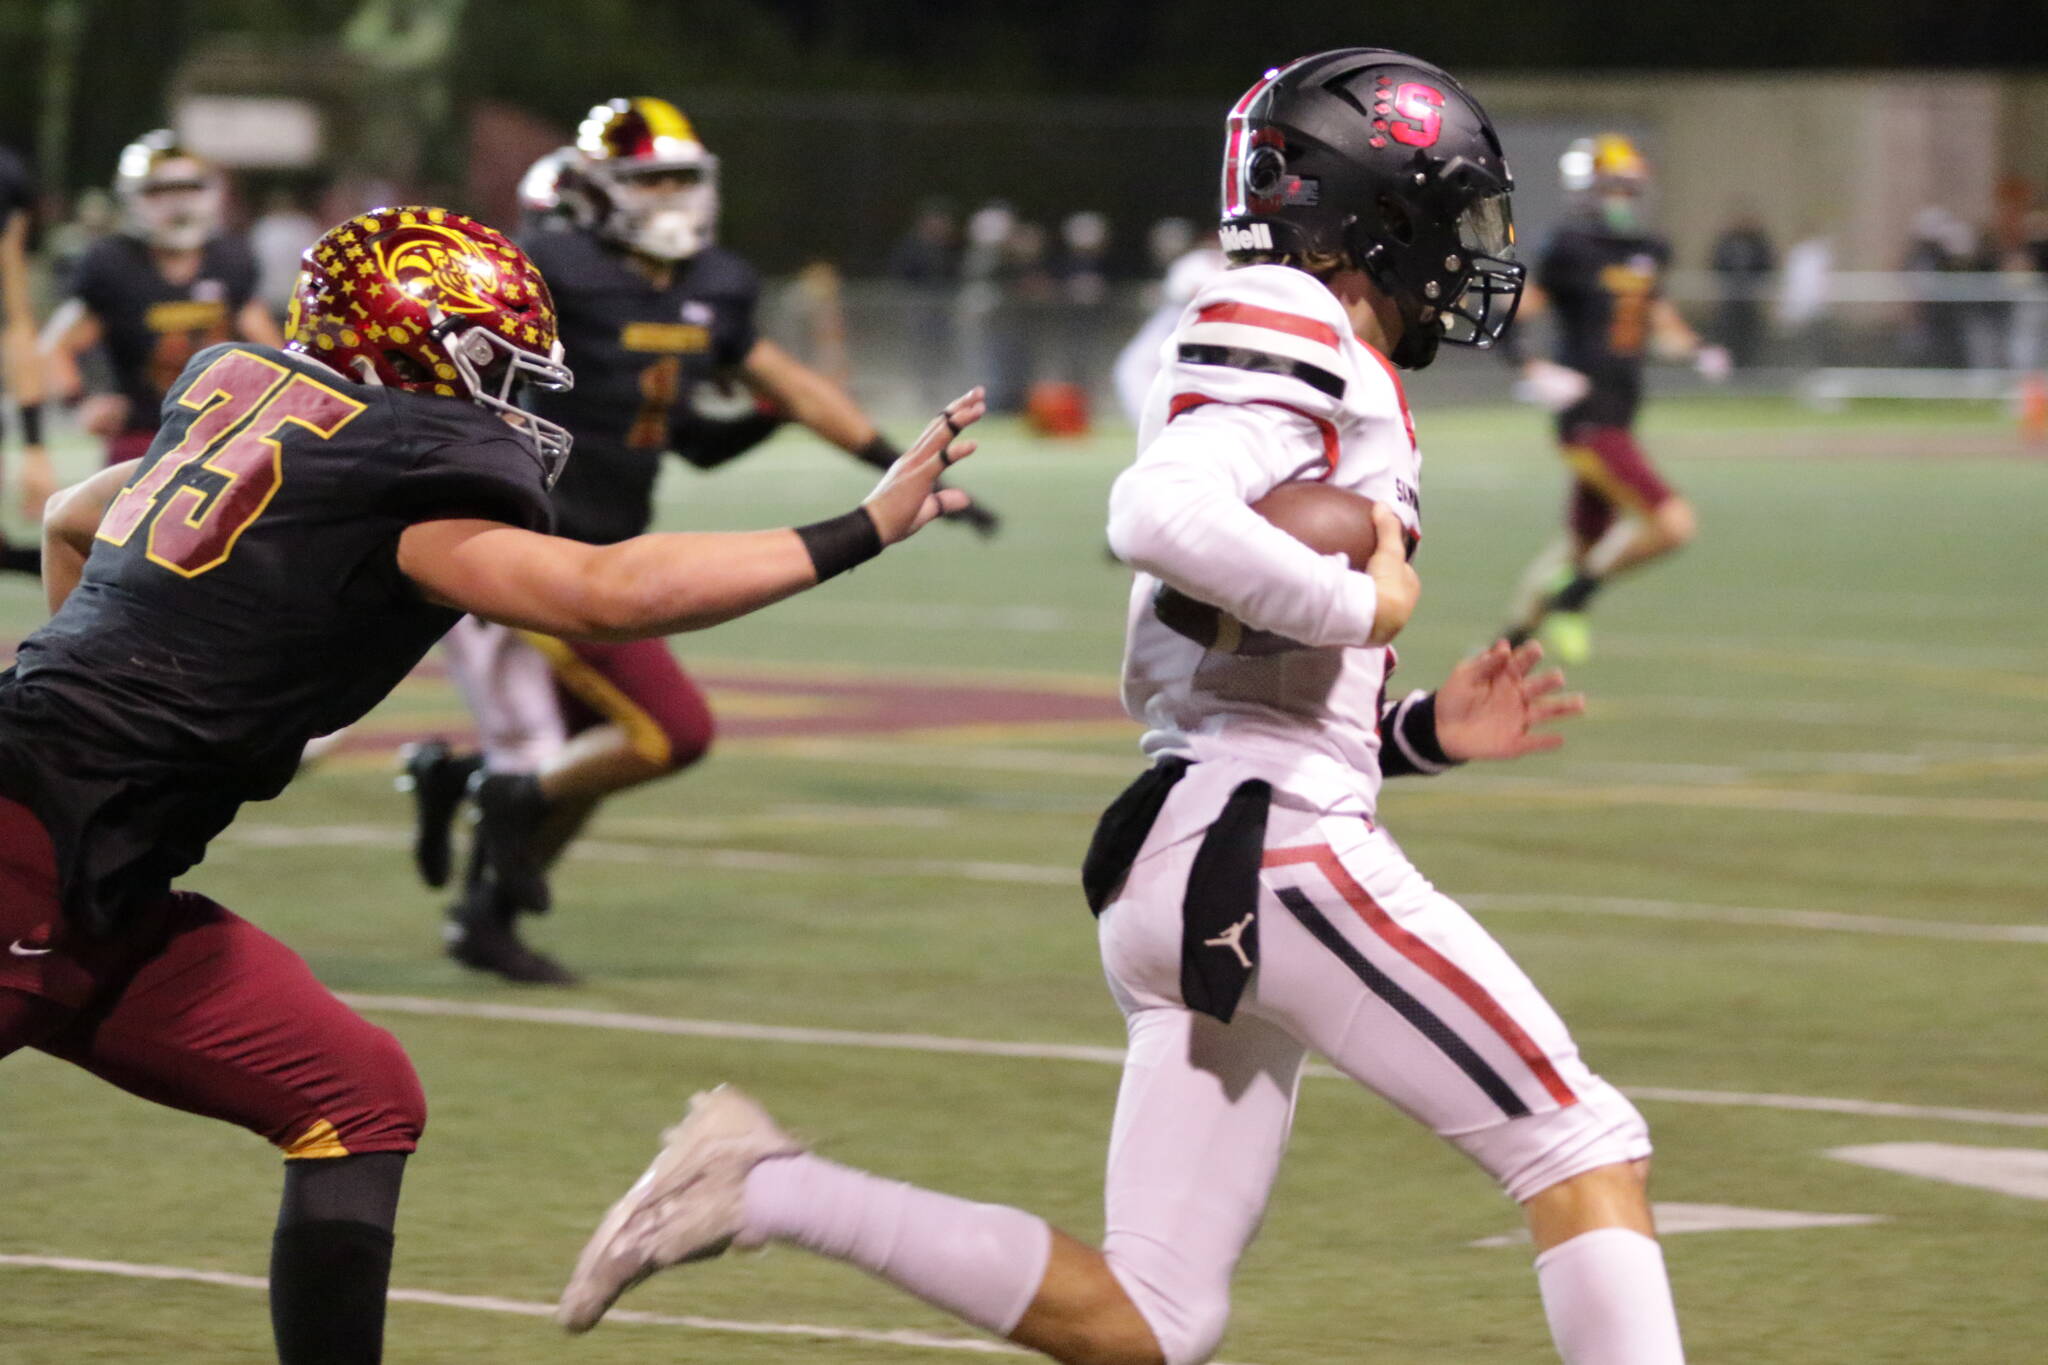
[1194,301,1343,350]
[1167,393,1339,476]
[1359,341,1419,452]
[1262,844,1579,1108]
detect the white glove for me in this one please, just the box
[1695,344,1733,383]
[1512,360,1592,412]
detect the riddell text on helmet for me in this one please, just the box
[1219,223,1274,252]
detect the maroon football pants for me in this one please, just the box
[531,633,716,772]
[0,797,425,1159]
[1560,423,1677,544]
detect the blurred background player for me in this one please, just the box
[0,139,52,569]
[38,130,280,470]
[406,98,1000,984]
[1110,217,1226,426]
[1501,134,1728,663]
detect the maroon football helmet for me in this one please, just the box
[285,206,575,483]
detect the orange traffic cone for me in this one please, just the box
[2019,373,2048,444]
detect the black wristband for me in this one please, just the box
[1379,690,1461,778]
[17,404,40,446]
[796,507,884,583]
[853,435,899,471]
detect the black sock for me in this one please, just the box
[271,1152,406,1365]
[1547,571,1605,614]
[270,1219,395,1365]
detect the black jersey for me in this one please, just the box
[73,232,260,434]
[519,229,761,544]
[0,343,552,935]
[1537,220,1671,399]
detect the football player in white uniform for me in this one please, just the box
[554,49,1685,1365]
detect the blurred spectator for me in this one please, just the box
[886,199,957,405]
[1901,206,1972,367]
[1144,216,1199,277]
[1052,211,1113,393]
[984,219,1055,413]
[1775,226,1833,368]
[886,198,957,286]
[1708,206,1774,367]
[1057,211,1111,307]
[249,189,321,313]
[1975,178,2048,371]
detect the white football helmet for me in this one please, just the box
[116,130,223,251]
[564,97,720,261]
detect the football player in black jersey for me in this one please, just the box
[1500,135,1727,663]
[0,206,983,1363]
[39,130,282,469]
[404,99,998,984]
[0,142,53,565]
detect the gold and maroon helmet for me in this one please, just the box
[561,97,720,260]
[285,206,575,482]
[115,129,223,250]
[1560,134,1649,194]
[1561,134,1652,233]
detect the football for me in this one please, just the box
[1152,483,1381,654]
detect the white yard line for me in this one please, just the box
[1459,894,2048,944]
[0,1254,1025,1355]
[339,994,2048,1131]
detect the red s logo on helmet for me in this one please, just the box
[1389,83,1444,148]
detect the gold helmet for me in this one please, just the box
[1560,134,1649,194]
[562,97,720,260]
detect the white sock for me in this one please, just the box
[1534,1228,1685,1365]
[740,1153,1053,1337]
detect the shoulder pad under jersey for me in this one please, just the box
[1164,263,1356,423]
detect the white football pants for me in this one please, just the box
[1094,783,1650,1365]
[437,615,566,774]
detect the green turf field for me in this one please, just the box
[3,398,2044,1363]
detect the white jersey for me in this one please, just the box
[1106,263,1424,817]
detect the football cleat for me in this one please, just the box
[469,770,553,913]
[396,740,482,889]
[557,1085,803,1333]
[1539,611,1593,665]
[443,882,578,986]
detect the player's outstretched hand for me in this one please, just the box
[1435,639,1584,762]
[862,388,984,545]
[1362,503,1419,646]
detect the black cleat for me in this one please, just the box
[444,887,578,987]
[396,740,482,889]
[470,770,553,914]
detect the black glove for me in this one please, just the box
[944,499,1002,538]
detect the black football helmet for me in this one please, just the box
[1218,49,1523,369]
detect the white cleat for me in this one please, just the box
[556,1084,803,1333]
